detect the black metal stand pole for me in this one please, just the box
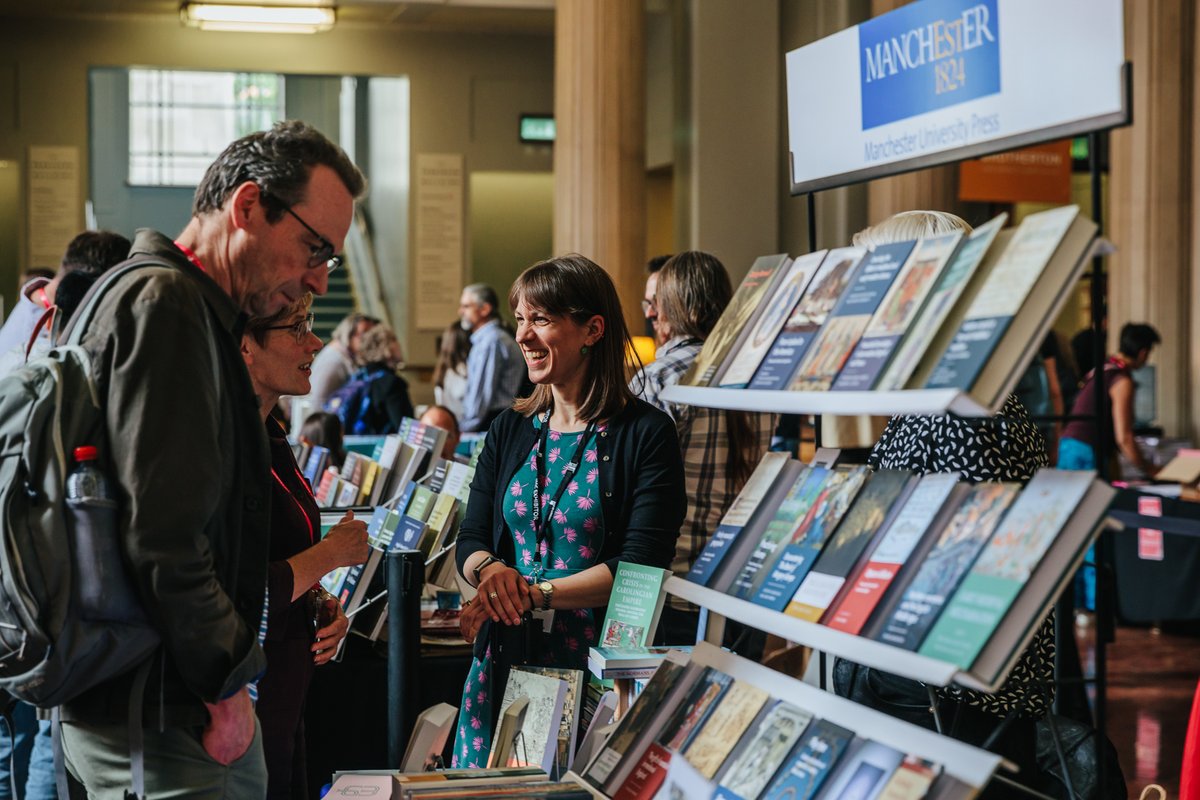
[386,549,425,769]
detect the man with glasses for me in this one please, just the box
[643,254,671,344]
[59,121,365,798]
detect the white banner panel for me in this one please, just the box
[786,0,1126,194]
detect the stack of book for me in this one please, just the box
[679,205,1097,412]
[577,648,953,800]
[682,454,1113,688]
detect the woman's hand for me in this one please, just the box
[312,599,348,665]
[475,564,533,626]
[322,510,370,569]
[459,599,490,644]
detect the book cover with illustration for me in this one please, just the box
[919,469,1096,668]
[683,680,772,779]
[873,482,1019,651]
[712,702,815,800]
[759,719,855,800]
[926,206,1081,392]
[877,215,1006,391]
[751,466,870,611]
[748,247,866,391]
[719,251,825,388]
[600,562,669,649]
[688,453,793,586]
[818,739,905,800]
[490,670,568,775]
[876,756,941,800]
[517,666,585,775]
[682,254,791,386]
[825,473,962,635]
[789,240,915,392]
[583,657,691,787]
[728,466,823,599]
[833,231,963,391]
[612,668,733,800]
[786,469,916,622]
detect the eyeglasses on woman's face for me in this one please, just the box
[264,313,315,344]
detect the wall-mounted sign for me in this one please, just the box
[414,153,464,330]
[959,139,1072,204]
[785,0,1126,194]
[519,114,555,143]
[28,146,80,267]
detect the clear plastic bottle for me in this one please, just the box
[65,445,112,501]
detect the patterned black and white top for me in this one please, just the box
[868,395,1054,718]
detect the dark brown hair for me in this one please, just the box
[193,120,366,222]
[509,254,635,422]
[655,251,733,340]
[244,292,313,346]
[655,250,760,486]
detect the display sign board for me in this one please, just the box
[785,0,1126,194]
[958,139,1072,204]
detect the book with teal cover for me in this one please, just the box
[919,469,1095,667]
[750,466,869,611]
[874,482,1019,651]
[599,562,669,649]
[728,466,823,599]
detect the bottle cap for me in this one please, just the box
[73,445,98,462]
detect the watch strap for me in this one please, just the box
[473,555,502,585]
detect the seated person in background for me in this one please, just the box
[836,210,1054,789]
[419,404,462,461]
[300,411,347,472]
[629,251,774,645]
[458,283,526,435]
[305,312,379,412]
[326,323,414,435]
[1059,322,1161,479]
[241,294,369,799]
[433,321,471,423]
[451,254,685,769]
[0,230,130,375]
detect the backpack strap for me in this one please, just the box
[25,305,56,361]
[61,255,179,347]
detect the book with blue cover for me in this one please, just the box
[873,482,1019,651]
[748,247,866,391]
[786,469,917,623]
[833,232,963,392]
[687,453,793,587]
[750,466,869,611]
[759,719,854,800]
[789,241,915,392]
[728,465,823,599]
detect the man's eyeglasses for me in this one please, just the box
[263,192,344,272]
[264,313,315,343]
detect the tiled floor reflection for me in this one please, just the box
[1080,618,1200,798]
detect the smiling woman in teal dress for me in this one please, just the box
[450,255,687,769]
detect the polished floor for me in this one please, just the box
[1083,617,1200,798]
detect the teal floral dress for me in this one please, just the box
[451,416,607,769]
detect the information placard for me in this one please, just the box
[785,0,1126,194]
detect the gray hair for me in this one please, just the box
[463,283,500,319]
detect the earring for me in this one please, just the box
[581,345,590,355]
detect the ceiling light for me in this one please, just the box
[180,3,336,34]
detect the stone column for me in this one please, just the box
[1109,0,1196,437]
[553,0,646,331]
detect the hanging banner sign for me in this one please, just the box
[785,0,1126,194]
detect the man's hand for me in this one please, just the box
[312,599,349,665]
[202,688,256,765]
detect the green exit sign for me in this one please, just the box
[520,115,555,143]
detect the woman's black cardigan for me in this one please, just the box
[455,399,687,581]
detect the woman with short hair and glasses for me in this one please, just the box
[241,294,371,799]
